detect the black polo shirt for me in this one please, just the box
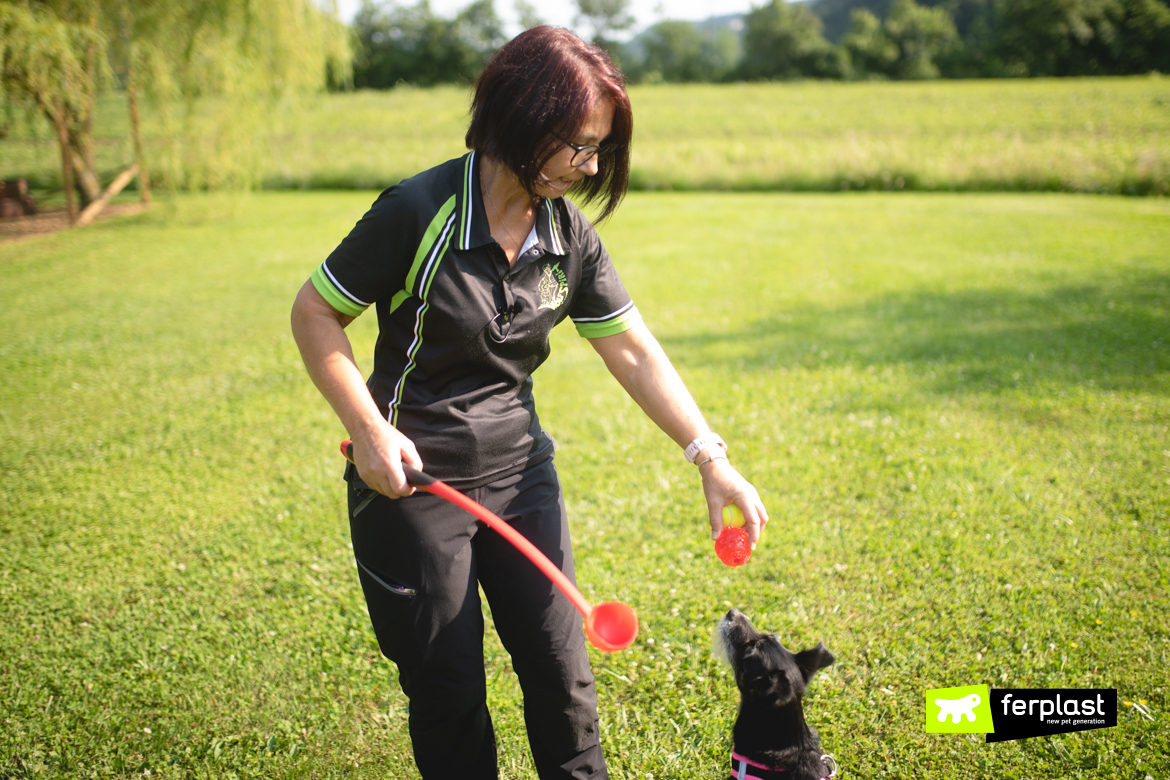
[311,152,641,489]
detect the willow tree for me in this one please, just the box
[1,0,351,220]
[1,4,102,222]
[112,0,352,191]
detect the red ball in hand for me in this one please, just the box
[715,525,751,567]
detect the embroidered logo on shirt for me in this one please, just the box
[537,263,569,311]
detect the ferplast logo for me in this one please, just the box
[986,689,1117,743]
[924,684,994,734]
[924,686,1117,742]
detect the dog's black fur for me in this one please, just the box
[717,609,835,780]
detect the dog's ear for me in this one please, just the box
[794,642,834,682]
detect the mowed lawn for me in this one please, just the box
[1,191,1167,779]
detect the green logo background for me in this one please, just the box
[925,684,995,733]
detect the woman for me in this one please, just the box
[290,26,768,780]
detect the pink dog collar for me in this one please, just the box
[732,750,781,780]
[729,750,838,780]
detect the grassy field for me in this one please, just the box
[4,77,1169,197]
[1,190,1168,779]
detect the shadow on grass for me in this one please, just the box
[662,270,1170,398]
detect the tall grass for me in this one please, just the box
[627,78,1170,194]
[3,77,1168,196]
[2,191,1167,778]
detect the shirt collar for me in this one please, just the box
[456,151,568,257]
[535,197,568,257]
[455,151,494,251]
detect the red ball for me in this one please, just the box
[715,526,751,567]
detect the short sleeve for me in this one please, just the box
[310,187,417,317]
[567,215,642,339]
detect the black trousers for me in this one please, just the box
[348,457,607,780]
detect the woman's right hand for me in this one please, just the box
[350,421,424,499]
[291,279,424,499]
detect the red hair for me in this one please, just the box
[466,26,633,222]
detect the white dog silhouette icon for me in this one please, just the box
[935,693,981,723]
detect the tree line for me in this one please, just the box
[351,0,1170,86]
[4,0,1165,207]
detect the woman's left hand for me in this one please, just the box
[589,324,771,548]
[698,458,769,548]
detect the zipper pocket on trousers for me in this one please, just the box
[356,558,417,597]
[352,489,378,518]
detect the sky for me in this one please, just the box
[334,0,758,38]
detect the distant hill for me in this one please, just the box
[808,0,991,41]
[809,0,890,41]
[693,13,746,35]
[625,0,985,49]
[622,13,746,61]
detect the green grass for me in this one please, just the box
[2,190,1168,779]
[4,77,1169,197]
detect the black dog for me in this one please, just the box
[716,609,837,780]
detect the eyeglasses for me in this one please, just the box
[552,131,605,168]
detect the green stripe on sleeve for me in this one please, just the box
[388,289,411,314]
[311,265,367,317]
[575,306,643,339]
[405,195,457,295]
[389,195,457,315]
